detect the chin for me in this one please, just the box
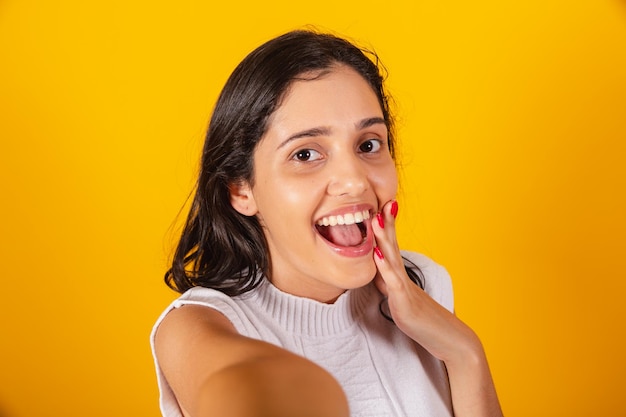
[335,257,377,290]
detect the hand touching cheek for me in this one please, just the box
[371,201,482,365]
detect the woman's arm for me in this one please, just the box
[372,201,503,417]
[154,304,349,417]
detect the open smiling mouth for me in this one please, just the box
[315,210,370,247]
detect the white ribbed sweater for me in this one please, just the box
[151,251,454,416]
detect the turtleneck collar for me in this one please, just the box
[241,278,380,338]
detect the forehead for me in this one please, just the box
[266,65,384,133]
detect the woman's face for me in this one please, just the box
[232,65,398,303]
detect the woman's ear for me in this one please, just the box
[228,180,258,216]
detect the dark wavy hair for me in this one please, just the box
[165,29,423,298]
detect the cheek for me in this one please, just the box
[255,178,320,222]
[277,180,319,207]
[372,163,399,199]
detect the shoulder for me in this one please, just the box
[155,286,260,337]
[151,298,240,416]
[149,286,257,414]
[152,294,247,377]
[151,288,349,416]
[150,292,282,415]
[401,250,454,312]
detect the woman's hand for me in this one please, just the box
[371,200,479,363]
[371,200,503,417]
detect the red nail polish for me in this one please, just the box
[391,201,399,218]
[376,213,384,229]
[374,246,384,260]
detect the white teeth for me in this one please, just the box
[317,210,370,227]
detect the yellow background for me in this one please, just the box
[1,1,625,416]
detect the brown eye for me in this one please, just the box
[359,139,382,153]
[293,149,322,162]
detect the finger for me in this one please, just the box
[373,200,397,237]
[372,200,402,270]
[372,242,406,294]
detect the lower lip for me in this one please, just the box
[315,220,374,258]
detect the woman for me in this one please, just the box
[151,30,503,417]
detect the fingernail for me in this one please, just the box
[374,246,384,260]
[391,201,399,218]
[376,213,384,229]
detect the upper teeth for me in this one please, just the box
[317,210,370,227]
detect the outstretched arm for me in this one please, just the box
[372,200,503,417]
[154,305,349,417]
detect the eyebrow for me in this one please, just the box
[276,117,387,150]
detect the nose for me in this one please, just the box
[326,154,368,197]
